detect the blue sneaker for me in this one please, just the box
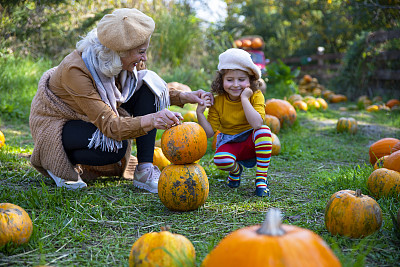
[255,185,270,197]
[227,164,243,188]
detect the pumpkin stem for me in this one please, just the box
[355,189,362,197]
[256,208,286,236]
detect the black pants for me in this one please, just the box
[62,84,157,166]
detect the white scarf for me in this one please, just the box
[82,47,170,152]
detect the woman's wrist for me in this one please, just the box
[141,114,155,132]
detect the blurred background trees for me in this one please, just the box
[0,0,399,98]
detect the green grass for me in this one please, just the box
[1,58,400,266]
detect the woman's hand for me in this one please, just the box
[141,109,183,132]
[181,90,214,106]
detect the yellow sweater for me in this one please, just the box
[207,90,265,135]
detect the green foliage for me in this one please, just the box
[264,60,300,99]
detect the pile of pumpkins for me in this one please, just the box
[357,95,400,112]
[323,138,400,240]
[287,93,328,112]
[298,74,347,104]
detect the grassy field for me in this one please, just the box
[1,59,400,266]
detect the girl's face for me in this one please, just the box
[222,69,250,101]
[120,38,150,71]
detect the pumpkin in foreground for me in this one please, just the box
[0,203,33,247]
[201,208,341,267]
[158,163,209,211]
[325,189,382,238]
[336,117,357,134]
[161,122,207,164]
[129,227,196,267]
[367,168,400,200]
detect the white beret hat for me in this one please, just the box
[97,8,155,52]
[218,48,261,80]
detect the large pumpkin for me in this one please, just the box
[161,122,207,164]
[158,163,209,211]
[336,117,357,134]
[202,208,341,267]
[367,168,400,200]
[129,228,196,267]
[153,147,171,171]
[325,189,382,238]
[369,137,400,165]
[0,130,5,149]
[271,132,281,156]
[263,114,281,134]
[265,99,297,127]
[0,203,33,247]
[383,150,400,172]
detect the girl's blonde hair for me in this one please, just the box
[210,69,261,95]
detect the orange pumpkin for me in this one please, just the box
[0,130,5,149]
[391,141,400,154]
[303,74,313,83]
[304,97,321,110]
[367,168,400,200]
[0,203,33,247]
[292,100,308,112]
[251,37,263,49]
[161,122,207,164]
[325,189,382,238]
[129,228,196,267]
[374,155,389,170]
[316,97,328,110]
[369,137,400,165]
[263,114,281,134]
[153,147,171,171]
[329,94,347,103]
[265,99,297,127]
[386,99,400,109]
[212,130,221,151]
[202,208,341,267]
[271,132,281,156]
[288,94,303,104]
[158,163,209,211]
[241,39,252,48]
[234,40,243,48]
[383,150,400,172]
[336,117,357,134]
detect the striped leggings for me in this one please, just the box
[213,125,272,188]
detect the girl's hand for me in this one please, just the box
[196,95,212,113]
[182,90,214,106]
[152,109,183,130]
[241,87,253,100]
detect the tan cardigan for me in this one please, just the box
[30,51,184,181]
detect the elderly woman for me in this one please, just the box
[29,8,213,192]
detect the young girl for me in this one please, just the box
[197,48,272,197]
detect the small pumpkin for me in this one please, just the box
[383,150,400,172]
[251,37,263,49]
[304,97,321,110]
[292,100,308,112]
[374,155,389,170]
[161,122,207,164]
[366,105,379,112]
[367,168,400,200]
[271,132,281,156]
[158,163,209,211]
[325,189,382,238]
[329,94,348,103]
[263,114,281,134]
[129,227,196,267]
[183,111,198,122]
[386,99,400,109]
[303,74,313,83]
[288,94,303,104]
[0,130,5,149]
[265,99,297,127]
[369,137,400,165]
[202,208,341,267]
[241,39,252,47]
[336,117,357,134]
[316,97,328,110]
[234,39,243,48]
[153,147,171,171]
[0,203,33,247]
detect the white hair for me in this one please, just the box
[76,29,123,77]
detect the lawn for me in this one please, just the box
[1,59,400,266]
